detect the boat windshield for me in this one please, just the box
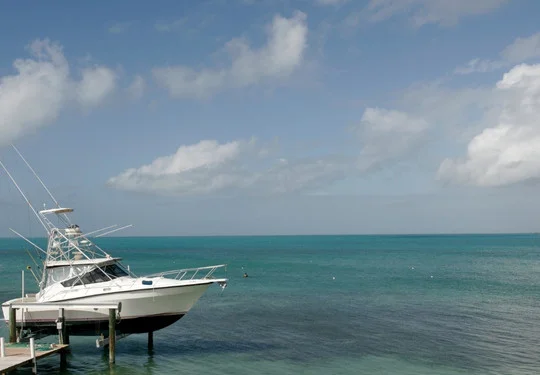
[45,265,94,287]
[60,263,129,287]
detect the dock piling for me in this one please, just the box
[108,308,116,364]
[8,306,17,343]
[0,337,5,358]
[57,308,66,344]
[148,331,153,350]
[56,308,69,365]
[29,337,35,359]
[29,337,36,374]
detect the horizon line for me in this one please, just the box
[0,231,539,240]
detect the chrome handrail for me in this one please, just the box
[143,264,227,280]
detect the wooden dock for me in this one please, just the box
[1,301,124,372]
[0,342,68,374]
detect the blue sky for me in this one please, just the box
[1,0,540,236]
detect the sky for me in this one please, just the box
[1,0,540,236]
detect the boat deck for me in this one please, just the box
[0,343,68,374]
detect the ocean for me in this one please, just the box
[0,234,539,374]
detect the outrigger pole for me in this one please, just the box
[0,159,48,232]
[11,144,72,225]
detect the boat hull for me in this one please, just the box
[2,282,212,335]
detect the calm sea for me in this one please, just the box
[0,234,539,374]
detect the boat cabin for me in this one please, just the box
[43,258,129,288]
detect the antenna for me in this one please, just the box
[12,144,60,208]
[11,144,72,225]
[0,159,48,232]
[73,224,118,240]
[95,224,133,238]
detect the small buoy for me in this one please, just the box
[430,275,433,278]
[243,273,249,278]
[332,276,335,280]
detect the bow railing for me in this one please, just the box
[143,264,227,281]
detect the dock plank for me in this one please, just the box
[0,344,68,373]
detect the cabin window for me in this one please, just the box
[45,265,92,287]
[103,264,129,278]
[46,267,71,287]
[61,263,128,287]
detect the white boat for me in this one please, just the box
[0,148,228,337]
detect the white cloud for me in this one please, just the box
[398,82,495,139]
[0,40,69,146]
[367,0,509,27]
[0,39,117,146]
[438,64,540,186]
[454,58,506,75]
[455,32,540,75]
[501,32,540,63]
[107,138,349,196]
[108,22,132,34]
[76,66,117,107]
[254,156,349,194]
[107,81,496,196]
[107,140,251,195]
[152,11,308,98]
[153,68,226,99]
[356,108,430,171]
[126,75,145,99]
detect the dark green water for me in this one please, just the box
[1,234,539,374]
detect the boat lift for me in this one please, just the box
[7,302,122,364]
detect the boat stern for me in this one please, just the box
[2,295,37,324]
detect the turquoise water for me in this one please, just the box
[1,234,539,374]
